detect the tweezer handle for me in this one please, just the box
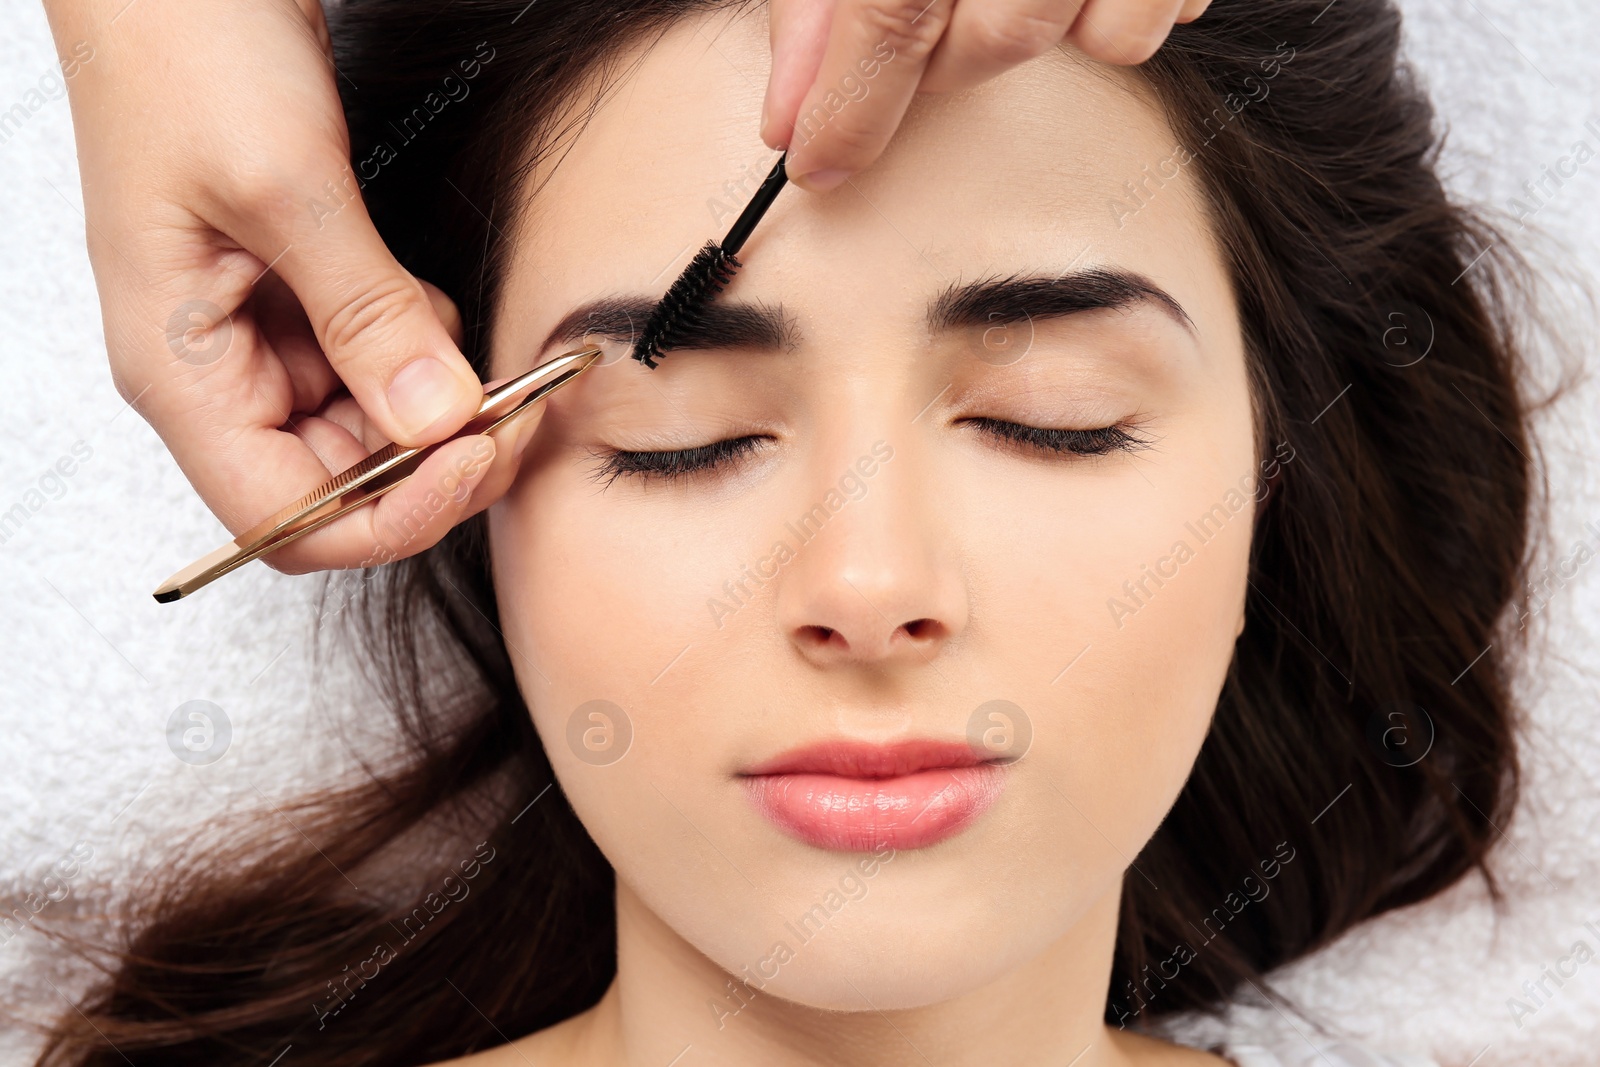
[153,347,602,603]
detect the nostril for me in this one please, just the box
[902,618,937,640]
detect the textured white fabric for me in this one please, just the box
[2,0,1597,1065]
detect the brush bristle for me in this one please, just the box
[632,241,741,368]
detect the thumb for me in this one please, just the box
[230,178,484,449]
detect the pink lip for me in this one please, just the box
[740,739,1006,852]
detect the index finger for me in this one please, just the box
[781,0,955,191]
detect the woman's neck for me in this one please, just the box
[522,877,1228,1067]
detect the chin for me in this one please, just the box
[709,908,1042,1012]
[670,839,1105,1013]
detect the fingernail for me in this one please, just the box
[388,357,462,439]
[794,167,849,193]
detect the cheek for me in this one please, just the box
[489,457,727,704]
[485,451,753,853]
[487,458,810,977]
[987,422,1253,856]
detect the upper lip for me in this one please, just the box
[741,738,984,779]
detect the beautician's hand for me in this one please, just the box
[41,0,494,575]
[764,0,1211,190]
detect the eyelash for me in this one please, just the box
[587,435,768,488]
[586,418,1151,487]
[960,417,1152,461]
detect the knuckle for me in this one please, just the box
[225,143,350,230]
[858,0,950,59]
[966,11,1070,64]
[821,113,889,163]
[321,278,426,366]
[226,161,305,229]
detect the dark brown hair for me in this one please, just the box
[31,0,1560,1061]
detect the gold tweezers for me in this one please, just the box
[153,346,603,603]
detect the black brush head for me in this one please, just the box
[632,241,742,368]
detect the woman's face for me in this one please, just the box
[486,8,1254,1012]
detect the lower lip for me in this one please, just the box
[742,764,1005,852]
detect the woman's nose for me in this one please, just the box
[773,438,969,670]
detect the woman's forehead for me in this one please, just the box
[492,6,1225,369]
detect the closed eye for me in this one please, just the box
[959,417,1153,459]
[584,419,1150,488]
[585,434,771,488]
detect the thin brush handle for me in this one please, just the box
[631,153,790,368]
[721,154,788,256]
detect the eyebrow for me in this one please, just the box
[540,296,793,355]
[929,268,1196,337]
[537,267,1195,356]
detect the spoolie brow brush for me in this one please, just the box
[632,153,789,368]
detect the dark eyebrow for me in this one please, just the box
[539,295,794,355]
[538,267,1194,360]
[928,268,1197,337]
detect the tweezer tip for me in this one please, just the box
[153,587,183,604]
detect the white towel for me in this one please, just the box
[1,1,1596,1064]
